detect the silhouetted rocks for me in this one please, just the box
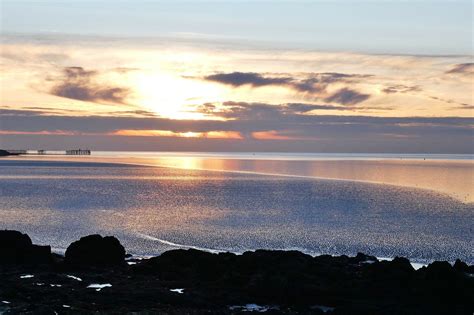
[0,230,51,264]
[0,231,473,314]
[454,259,474,273]
[65,234,125,266]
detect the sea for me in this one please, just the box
[0,152,473,265]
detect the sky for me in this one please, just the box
[1,0,473,153]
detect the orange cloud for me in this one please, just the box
[111,129,243,139]
[252,130,325,141]
[252,130,293,140]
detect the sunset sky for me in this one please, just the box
[1,0,473,153]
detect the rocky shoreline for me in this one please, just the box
[1,230,473,314]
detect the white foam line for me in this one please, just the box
[136,233,224,254]
[66,275,82,282]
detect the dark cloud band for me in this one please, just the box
[1,107,472,153]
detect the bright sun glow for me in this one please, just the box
[131,71,225,120]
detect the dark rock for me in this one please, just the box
[0,230,51,264]
[365,256,414,281]
[414,260,474,313]
[65,234,126,266]
[424,261,455,280]
[351,252,378,264]
[453,259,474,274]
[454,259,468,272]
[1,231,473,314]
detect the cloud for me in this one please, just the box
[382,85,421,94]
[49,67,131,104]
[0,106,157,118]
[101,110,158,117]
[0,130,76,136]
[2,107,473,153]
[202,71,372,104]
[204,72,292,87]
[0,109,45,116]
[0,108,70,116]
[446,63,474,74]
[4,106,471,133]
[429,96,472,109]
[324,88,370,105]
[195,101,361,121]
[111,129,243,139]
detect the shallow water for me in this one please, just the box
[10,152,474,202]
[0,158,473,264]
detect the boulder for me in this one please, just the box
[65,234,126,266]
[453,259,474,274]
[366,256,414,279]
[423,261,455,281]
[0,230,51,264]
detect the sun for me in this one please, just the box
[131,71,225,120]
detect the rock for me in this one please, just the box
[415,260,474,313]
[1,233,473,314]
[351,252,378,264]
[453,259,474,274]
[0,230,51,264]
[424,261,455,280]
[0,230,32,263]
[454,259,468,271]
[365,256,414,281]
[65,234,126,266]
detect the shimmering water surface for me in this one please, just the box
[0,153,473,264]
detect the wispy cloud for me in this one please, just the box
[446,63,474,74]
[429,96,473,109]
[323,88,370,105]
[49,67,132,105]
[194,101,386,121]
[382,84,422,94]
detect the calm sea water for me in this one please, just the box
[0,152,473,264]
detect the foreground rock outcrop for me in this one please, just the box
[65,234,126,266]
[0,230,51,264]
[0,231,473,314]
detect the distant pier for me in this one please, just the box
[65,149,91,155]
[4,149,91,156]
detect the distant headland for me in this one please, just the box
[0,150,19,157]
[0,149,91,156]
